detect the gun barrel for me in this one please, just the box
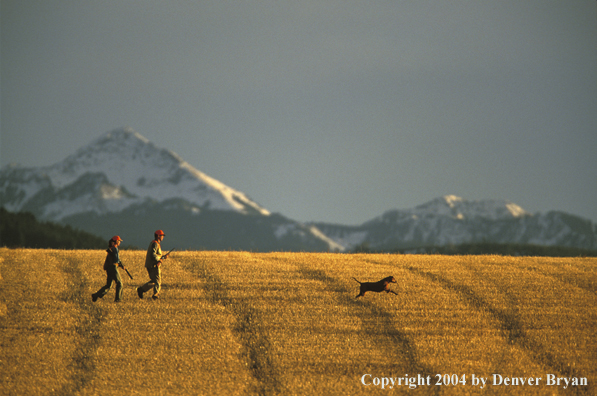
[162,248,176,259]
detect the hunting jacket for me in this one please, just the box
[145,240,162,269]
[103,246,121,270]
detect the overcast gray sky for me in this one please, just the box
[2,1,596,225]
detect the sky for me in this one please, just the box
[1,1,596,225]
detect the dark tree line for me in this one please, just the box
[0,207,106,249]
[354,241,597,257]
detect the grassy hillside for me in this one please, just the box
[0,249,595,395]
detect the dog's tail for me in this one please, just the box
[352,277,362,284]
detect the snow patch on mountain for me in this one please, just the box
[3,129,595,252]
[307,226,345,252]
[407,195,530,221]
[1,127,270,220]
[314,196,597,251]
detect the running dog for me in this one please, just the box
[353,276,398,298]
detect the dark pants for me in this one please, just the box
[139,267,161,297]
[94,266,123,301]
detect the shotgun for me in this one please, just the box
[119,263,134,280]
[161,248,176,260]
[106,248,134,279]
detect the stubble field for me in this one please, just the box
[0,248,595,395]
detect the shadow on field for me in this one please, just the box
[407,266,591,395]
[516,263,597,297]
[298,266,438,388]
[189,263,284,395]
[58,254,104,395]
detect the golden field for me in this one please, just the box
[0,248,595,395]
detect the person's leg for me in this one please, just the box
[114,269,123,302]
[152,268,162,298]
[92,270,114,301]
[138,267,157,297]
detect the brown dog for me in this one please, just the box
[353,276,398,298]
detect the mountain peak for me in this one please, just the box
[72,127,173,163]
[89,127,151,152]
[106,126,148,141]
[2,128,270,219]
[443,195,464,207]
[49,128,181,188]
[412,196,530,220]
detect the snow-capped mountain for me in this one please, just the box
[1,128,269,219]
[2,129,596,252]
[312,195,597,251]
[406,195,530,220]
[0,128,338,251]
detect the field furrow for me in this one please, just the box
[298,257,436,378]
[53,251,104,395]
[1,249,595,395]
[186,254,282,395]
[0,250,92,395]
[406,255,595,395]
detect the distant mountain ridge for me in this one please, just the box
[2,128,596,252]
[0,128,338,251]
[2,128,269,219]
[312,195,597,251]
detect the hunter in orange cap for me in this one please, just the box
[92,235,125,302]
[137,230,171,300]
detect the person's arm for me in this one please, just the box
[151,242,162,267]
[113,247,121,265]
[106,246,120,266]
